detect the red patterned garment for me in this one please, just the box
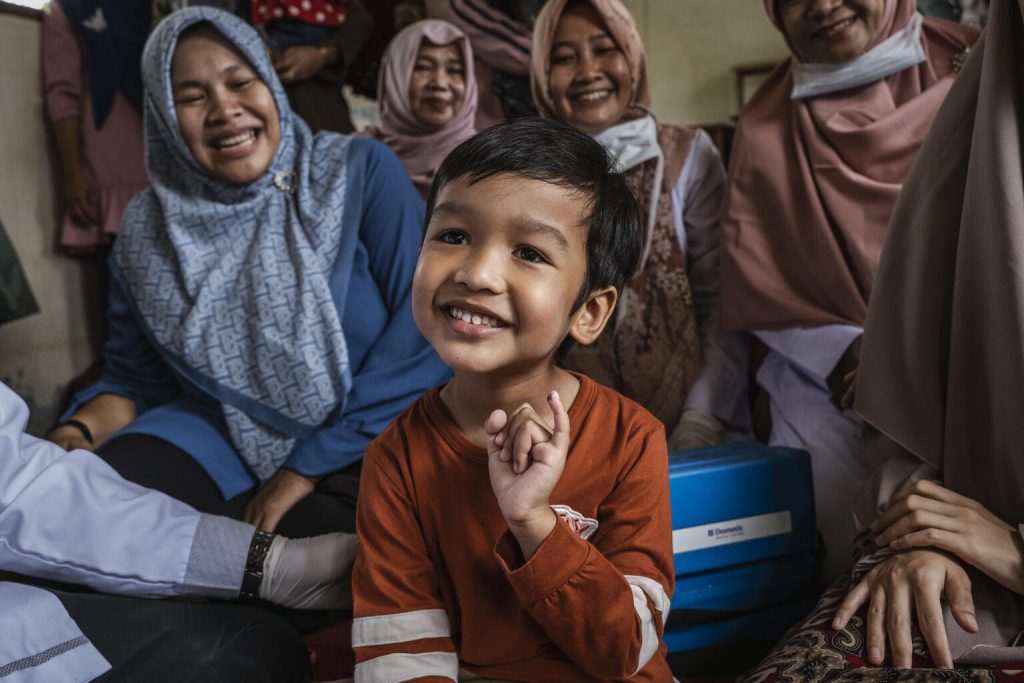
[250,0,346,26]
[741,575,1024,682]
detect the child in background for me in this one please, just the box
[249,0,374,133]
[351,118,674,682]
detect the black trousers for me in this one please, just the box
[53,589,311,682]
[98,434,360,537]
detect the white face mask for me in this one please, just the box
[593,115,664,275]
[790,12,926,100]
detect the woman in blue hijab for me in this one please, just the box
[49,6,449,536]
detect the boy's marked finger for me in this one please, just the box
[548,391,570,451]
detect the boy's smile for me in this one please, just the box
[412,173,594,378]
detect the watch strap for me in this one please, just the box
[240,530,276,600]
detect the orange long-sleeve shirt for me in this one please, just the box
[352,375,675,682]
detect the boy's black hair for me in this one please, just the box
[425,117,643,313]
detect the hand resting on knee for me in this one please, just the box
[833,479,1024,668]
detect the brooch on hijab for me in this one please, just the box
[952,48,972,74]
[273,168,297,194]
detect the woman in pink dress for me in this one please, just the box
[42,0,150,254]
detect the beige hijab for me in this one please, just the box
[530,0,703,428]
[530,0,649,120]
[858,0,1024,533]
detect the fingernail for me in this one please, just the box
[868,647,880,663]
[548,390,558,401]
[831,618,841,630]
[967,613,978,629]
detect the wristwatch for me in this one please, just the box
[240,530,276,599]
[47,419,94,445]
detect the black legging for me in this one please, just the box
[54,588,310,682]
[97,434,360,537]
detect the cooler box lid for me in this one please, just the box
[669,442,816,576]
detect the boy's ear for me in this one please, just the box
[568,286,618,346]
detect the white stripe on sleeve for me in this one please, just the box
[352,609,451,647]
[624,575,671,675]
[354,651,459,682]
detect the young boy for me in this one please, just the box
[351,118,675,682]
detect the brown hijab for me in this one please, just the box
[531,0,703,428]
[858,0,1024,527]
[719,0,977,332]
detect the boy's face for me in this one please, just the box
[413,173,601,377]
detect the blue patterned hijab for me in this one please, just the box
[114,7,356,481]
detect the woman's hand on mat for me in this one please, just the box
[244,469,317,533]
[260,532,359,609]
[873,479,1024,595]
[48,424,95,451]
[485,391,569,560]
[274,45,330,84]
[833,549,976,669]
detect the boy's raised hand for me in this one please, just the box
[485,391,570,560]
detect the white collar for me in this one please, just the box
[791,12,926,100]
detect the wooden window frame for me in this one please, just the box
[0,1,43,20]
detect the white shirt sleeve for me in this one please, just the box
[754,325,863,385]
[0,383,251,599]
[671,131,749,428]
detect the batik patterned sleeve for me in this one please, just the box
[351,444,457,683]
[493,422,675,679]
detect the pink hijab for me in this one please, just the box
[364,20,478,197]
[719,0,977,332]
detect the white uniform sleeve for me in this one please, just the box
[0,383,251,599]
[754,325,863,386]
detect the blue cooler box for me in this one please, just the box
[664,443,819,654]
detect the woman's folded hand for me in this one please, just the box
[873,479,1024,596]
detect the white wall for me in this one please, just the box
[0,9,102,434]
[625,0,788,126]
